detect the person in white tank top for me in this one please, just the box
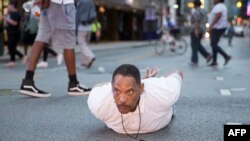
[207,0,232,67]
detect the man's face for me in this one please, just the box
[112,74,144,114]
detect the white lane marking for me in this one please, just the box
[231,88,247,91]
[226,123,242,125]
[216,76,224,81]
[98,66,106,73]
[220,89,231,96]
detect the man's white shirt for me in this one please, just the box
[208,3,228,29]
[88,73,182,134]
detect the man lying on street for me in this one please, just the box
[88,64,183,140]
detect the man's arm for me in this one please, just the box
[146,70,183,111]
[207,12,222,32]
[88,82,112,121]
[5,15,18,26]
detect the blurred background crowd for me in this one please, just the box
[0,0,249,57]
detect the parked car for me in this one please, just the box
[224,25,244,37]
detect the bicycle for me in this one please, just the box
[154,29,188,55]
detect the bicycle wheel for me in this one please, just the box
[155,41,166,55]
[175,38,188,55]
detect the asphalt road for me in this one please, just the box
[0,36,250,141]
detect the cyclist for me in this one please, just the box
[161,15,180,52]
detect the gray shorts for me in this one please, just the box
[35,2,76,49]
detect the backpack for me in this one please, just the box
[167,18,176,29]
[75,0,96,27]
[22,14,38,34]
[191,8,207,31]
[75,0,96,38]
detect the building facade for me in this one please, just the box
[93,0,165,41]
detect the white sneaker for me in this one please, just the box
[5,62,16,67]
[56,53,63,65]
[21,56,28,64]
[37,61,48,68]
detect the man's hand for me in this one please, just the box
[206,26,211,34]
[143,67,158,79]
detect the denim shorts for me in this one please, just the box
[35,2,76,49]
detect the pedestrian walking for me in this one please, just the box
[190,0,212,66]
[88,64,183,140]
[19,0,91,98]
[36,44,63,68]
[90,19,102,43]
[207,0,232,66]
[0,18,4,56]
[77,25,96,68]
[76,0,96,68]
[20,12,38,56]
[227,22,234,46]
[4,2,27,67]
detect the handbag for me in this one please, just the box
[34,0,50,9]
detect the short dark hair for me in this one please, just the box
[112,64,141,84]
[193,0,201,6]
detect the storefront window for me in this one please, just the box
[0,0,9,22]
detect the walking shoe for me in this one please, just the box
[206,55,212,63]
[37,61,48,68]
[56,53,63,65]
[86,58,95,68]
[5,62,16,67]
[68,82,91,96]
[21,55,28,64]
[224,56,232,66]
[81,58,96,69]
[19,79,51,98]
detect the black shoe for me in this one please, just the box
[86,58,95,68]
[68,82,91,96]
[224,56,232,66]
[206,55,212,63]
[19,79,51,98]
